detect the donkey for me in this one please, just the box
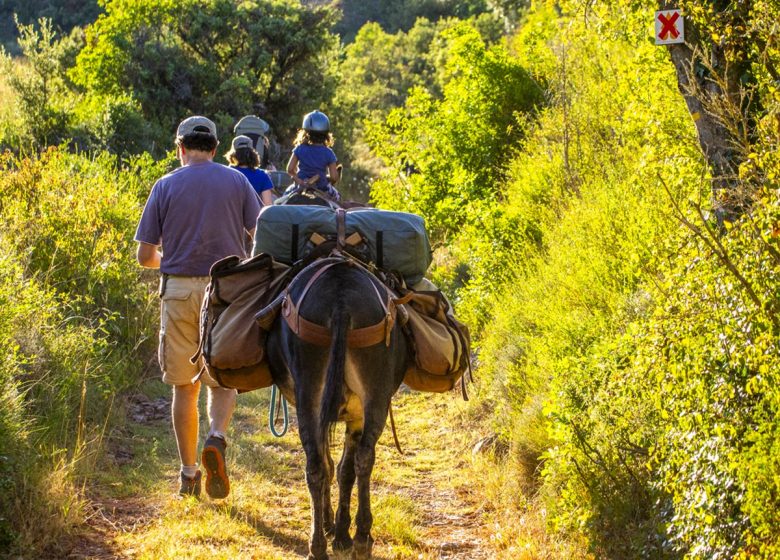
[266,255,409,560]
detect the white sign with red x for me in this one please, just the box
[655,9,684,45]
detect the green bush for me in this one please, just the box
[0,147,166,555]
[643,191,780,558]
[468,5,705,557]
[466,3,780,558]
[366,20,543,327]
[71,0,340,155]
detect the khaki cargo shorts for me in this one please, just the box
[158,275,219,387]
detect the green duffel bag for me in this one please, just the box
[252,205,432,285]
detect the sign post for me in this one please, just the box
[655,9,684,45]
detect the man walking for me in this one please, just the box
[135,116,261,498]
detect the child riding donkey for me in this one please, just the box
[285,110,342,202]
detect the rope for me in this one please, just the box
[268,384,289,437]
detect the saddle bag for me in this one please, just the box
[193,253,289,392]
[401,284,471,393]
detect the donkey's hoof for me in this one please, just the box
[307,554,328,560]
[325,526,336,539]
[351,536,373,560]
[332,535,353,552]
[332,548,352,560]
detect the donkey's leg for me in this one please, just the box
[298,409,330,560]
[333,423,360,552]
[353,404,387,560]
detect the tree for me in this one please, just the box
[332,0,491,43]
[72,0,340,154]
[0,18,74,147]
[657,0,780,219]
[367,22,542,239]
[0,0,101,54]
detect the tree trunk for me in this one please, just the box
[659,1,754,220]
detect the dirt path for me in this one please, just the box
[64,388,495,560]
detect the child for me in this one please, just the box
[226,135,274,206]
[286,110,341,201]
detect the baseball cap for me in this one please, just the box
[176,116,217,138]
[231,135,253,150]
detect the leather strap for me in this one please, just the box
[336,208,346,251]
[281,257,401,348]
[388,401,403,455]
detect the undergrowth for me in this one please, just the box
[0,148,168,557]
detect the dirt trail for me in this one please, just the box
[64,389,494,560]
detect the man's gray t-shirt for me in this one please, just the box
[135,160,261,276]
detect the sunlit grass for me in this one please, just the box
[373,494,421,546]
[70,383,589,559]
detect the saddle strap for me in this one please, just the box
[282,258,399,348]
[336,208,347,251]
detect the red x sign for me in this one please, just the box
[655,9,685,45]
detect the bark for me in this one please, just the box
[666,40,737,194]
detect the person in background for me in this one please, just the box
[134,116,261,499]
[286,110,341,201]
[234,114,274,170]
[226,135,274,206]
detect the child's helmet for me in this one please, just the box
[302,110,330,133]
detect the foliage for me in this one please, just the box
[644,191,780,558]
[366,21,543,326]
[0,17,150,156]
[333,15,504,197]
[71,0,340,157]
[332,0,493,43]
[466,2,702,557]
[0,0,101,54]
[0,148,166,554]
[0,18,76,148]
[368,22,542,233]
[464,2,780,559]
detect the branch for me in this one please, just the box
[658,175,776,328]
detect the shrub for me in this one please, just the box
[0,147,166,555]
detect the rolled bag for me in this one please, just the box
[193,252,289,392]
[253,205,432,285]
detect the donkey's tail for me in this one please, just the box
[319,304,348,445]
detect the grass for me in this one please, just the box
[42,379,592,559]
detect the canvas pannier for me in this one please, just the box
[252,205,432,285]
[401,283,471,393]
[193,253,289,392]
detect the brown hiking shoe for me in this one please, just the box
[201,435,230,499]
[179,470,202,497]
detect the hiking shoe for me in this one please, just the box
[179,470,202,498]
[201,435,230,499]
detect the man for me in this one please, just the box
[135,116,261,498]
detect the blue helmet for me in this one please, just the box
[302,110,330,133]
